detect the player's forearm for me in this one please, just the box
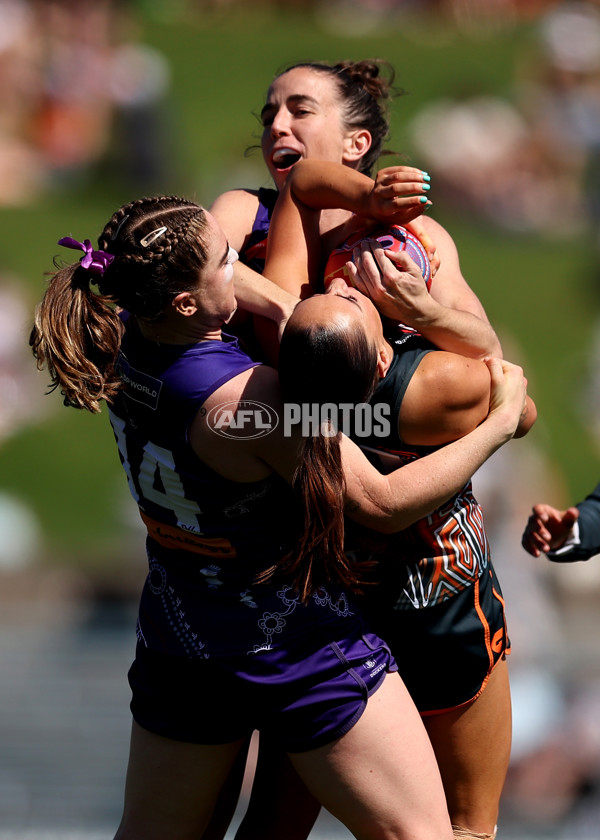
[407,298,502,359]
[289,159,373,215]
[345,397,518,533]
[233,262,298,325]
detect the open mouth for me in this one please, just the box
[272,148,301,170]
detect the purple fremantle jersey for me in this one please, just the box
[240,187,277,273]
[108,313,355,658]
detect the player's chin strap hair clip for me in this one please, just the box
[139,226,167,248]
[58,237,115,276]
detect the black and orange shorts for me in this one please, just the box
[364,562,510,715]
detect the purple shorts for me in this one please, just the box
[128,622,397,752]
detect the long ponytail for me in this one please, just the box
[30,263,124,413]
[31,195,209,413]
[277,316,379,600]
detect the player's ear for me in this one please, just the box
[376,342,392,379]
[172,290,198,316]
[343,129,372,164]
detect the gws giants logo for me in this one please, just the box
[207,400,279,439]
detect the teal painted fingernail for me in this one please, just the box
[421,171,431,181]
[422,183,430,191]
[419,196,429,203]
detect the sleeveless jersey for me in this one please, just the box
[349,333,491,612]
[108,314,355,658]
[239,196,485,611]
[240,187,278,273]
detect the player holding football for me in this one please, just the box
[205,61,510,840]
[211,59,501,362]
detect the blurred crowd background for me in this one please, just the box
[2,0,600,837]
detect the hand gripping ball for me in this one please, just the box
[323,224,432,291]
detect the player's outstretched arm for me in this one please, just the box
[289,159,431,227]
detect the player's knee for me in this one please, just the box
[452,825,497,840]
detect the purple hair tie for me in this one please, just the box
[58,237,115,276]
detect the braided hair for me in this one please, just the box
[30,196,209,412]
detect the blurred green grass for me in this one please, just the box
[2,5,599,567]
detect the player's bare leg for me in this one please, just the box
[423,658,511,838]
[200,737,251,840]
[114,721,248,840]
[289,672,454,840]
[234,736,321,840]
